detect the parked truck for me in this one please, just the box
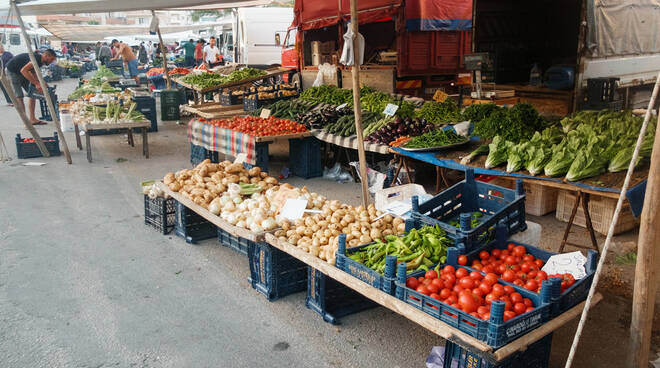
[232,7,293,68]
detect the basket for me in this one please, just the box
[335,235,400,296]
[217,227,252,256]
[441,333,553,368]
[220,92,243,106]
[555,190,638,235]
[174,201,217,244]
[190,143,219,166]
[248,242,308,301]
[489,177,558,217]
[289,137,322,179]
[412,168,526,252]
[395,247,554,348]
[144,195,176,235]
[306,267,377,325]
[374,183,427,214]
[462,224,598,317]
[15,132,61,159]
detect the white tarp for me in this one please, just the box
[40,23,222,41]
[0,0,270,15]
[589,0,660,57]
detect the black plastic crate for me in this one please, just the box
[289,137,322,179]
[586,77,618,103]
[38,98,59,121]
[305,267,377,325]
[190,143,220,166]
[174,201,217,244]
[581,99,623,112]
[248,242,308,301]
[220,92,243,106]
[15,132,61,159]
[217,227,252,256]
[441,333,553,368]
[144,195,176,234]
[133,96,158,132]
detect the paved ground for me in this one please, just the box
[0,77,657,368]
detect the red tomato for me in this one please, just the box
[455,268,469,279]
[513,245,526,257]
[525,307,535,313]
[484,273,499,286]
[446,295,458,305]
[431,278,444,289]
[502,270,516,282]
[459,277,475,290]
[442,265,455,275]
[430,293,442,301]
[491,284,505,297]
[513,279,525,287]
[536,270,548,281]
[513,302,527,315]
[524,279,539,292]
[406,277,419,289]
[492,249,501,258]
[458,291,479,313]
[416,285,431,296]
[425,270,438,280]
[472,288,484,298]
[507,243,515,251]
[503,285,515,295]
[523,254,535,262]
[496,264,507,274]
[479,251,490,260]
[457,255,468,265]
[443,273,456,286]
[440,288,452,299]
[503,310,517,322]
[510,292,523,304]
[520,262,532,273]
[469,271,483,281]
[427,284,439,294]
[453,284,464,294]
[534,259,544,268]
[523,298,533,307]
[482,312,491,321]
[482,265,495,273]
[418,276,425,283]
[473,264,483,271]
[477,306,490,315]
[479,282,492,295]
[485,293,497,304]
[504,256,517,265]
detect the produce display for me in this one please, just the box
[299,85,353,105]
[300,85,415,118]
[91,65,117,80]
[324,111,380,137]
[273,202,404,264]
[403,128,467,149]
[364,117,434,145]
[298,105,352,129]
[20,137,55,143]
[406,265,537,321]
[199,116,307,137]
[180,67,267,89]
[68,66,123,100]
[146,68,165,77]
[253,99,317,121]
[84,101,146,124]
[348,225,452,275]
[415,100,462,124]
[471,103,546,142]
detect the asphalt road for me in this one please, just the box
[0,76,655,368]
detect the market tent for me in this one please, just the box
[0,0,270,15]
[41,23,223,41]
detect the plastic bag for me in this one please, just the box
[339,26,365,66]
[323,162,342,180]
[312,63,338,87]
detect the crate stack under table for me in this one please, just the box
[146,167,600,367]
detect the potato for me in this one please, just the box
[393,217,404,227]
[168,182,181,192]
[225,163,244,174]
[248,167,261,177]
[264,177,278,185]
[163,173,175,185]
[397,222,406,234]
[250,177,260,184]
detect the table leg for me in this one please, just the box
[559,191,582,253]
[143,127,149,158]
[581,193,600,251]
[392,155,403,186]
[436,166,441,193]
[85,131,92,163]
[127,129,134,147]
[403,158,414,184]
[74,124,82,150]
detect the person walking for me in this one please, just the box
[97,42,112,66]
[6,49,57,125]
[138,43,148,64]
[194,39,204,67]
[0,43,14,106]
[61,43,68,59]
[110,39,139,80]
[203,36,222,69]
[182,39,195,67]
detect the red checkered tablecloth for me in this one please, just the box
[188,119,258,164]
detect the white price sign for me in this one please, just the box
[260,108,271,118]
[383,103,399,116]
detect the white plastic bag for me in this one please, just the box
[312,63,338,87]
[339,26,364,66]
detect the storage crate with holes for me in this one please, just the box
[555,190,638,235]
[395,247,554,348]
[15,132,61,159]
[217,227,252,256]
[174,201,217,244]
[461,225,597,317]
[144,195,176,234]
[440,333,553,368]
[190,143,219,166]
[412,168,526,251]
[306,267,377,325]
[482,176,558,217]
[289,137,322,179]
[248,242,307,301]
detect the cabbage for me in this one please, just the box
[566,145,608,182]
[525,145,552,176]
[506,142,530,173]
[608,146,641,173]
[544,141,575,177]
[485,136,513,169]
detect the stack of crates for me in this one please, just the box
[132,95,158,132]
[174,201,217,244]
[248,242,308,301]
[144,195,176,234]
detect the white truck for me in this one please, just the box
[232,7,293,67]
[0,27,42,55]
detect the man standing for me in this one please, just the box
[94,41,101,61]
[97,42,112,66]
[0,43,14,106]
[110,39,138,80]
[6,49,57,125]
[61,43,68,58]
[194,39,204,67]
[183,39,195,67]
[203,36,222,68]
[147,41,154,62]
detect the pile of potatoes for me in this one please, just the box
[163,159,279,209]
[273,202,405,265]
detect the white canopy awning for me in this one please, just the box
[40,22,222,41]
[1,0,270,16]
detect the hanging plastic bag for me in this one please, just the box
[339,25,365,66]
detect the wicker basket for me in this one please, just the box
[555,190,638,235]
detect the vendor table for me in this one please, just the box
[182,103,245,120]
[74,120,150,163]
[310,129,390,155]
[389,147,648,252]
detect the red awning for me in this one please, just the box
[293,0,401,30]
[405,0,472,31]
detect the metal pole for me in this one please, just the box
[349,0,370,208]
[152,10,171,90]
[12,1,72,164]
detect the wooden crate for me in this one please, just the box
[555,190,639,235]
[491,178,558,216]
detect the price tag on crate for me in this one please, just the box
[336,103,348,110]
[260,108,271,118]
[383,103,399,117]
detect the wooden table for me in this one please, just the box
[182,103,245,120]
[74,120,150,163]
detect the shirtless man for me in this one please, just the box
[110,39,138,80]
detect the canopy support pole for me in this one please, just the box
[349,0,370,208]
[152,11,171,90]
[12,1,72,164]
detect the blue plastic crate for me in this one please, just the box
[441,333,553,368]
[190,143,220,166]
[289,137,322,179]
[15,132,61,159]
[174,201,217,244]
[248,241,308,301]
[306,267,377,325]
[144,195,176,235]
[217,227,251,256]
[148,74,167,90]
[461,225,598,317]
[412,168,526,252]
[243,142,271,172]
[395,247,554,349]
